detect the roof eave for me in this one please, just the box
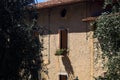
[35,0,87,9]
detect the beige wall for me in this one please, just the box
[37,2,103,80]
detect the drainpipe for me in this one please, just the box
[47,8,51,65]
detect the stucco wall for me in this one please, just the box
[37,2,102,80]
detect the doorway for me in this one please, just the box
[59,74,67,80]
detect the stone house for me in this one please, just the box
[34,0,104,80]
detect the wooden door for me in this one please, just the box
[59,75,67,80]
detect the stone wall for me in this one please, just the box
[37,2,103,80]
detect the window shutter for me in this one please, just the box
[59,29,68,49]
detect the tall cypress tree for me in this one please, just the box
[0,0,42,80]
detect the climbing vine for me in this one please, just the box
[94,0,120,80]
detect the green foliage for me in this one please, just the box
[95,13,120,57]
[0,0,42,80]
[55,49,67,56]
[94,9,120,80]
[104,0,120,13]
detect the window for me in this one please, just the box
[59,28,68,49]
[60,9,67,17]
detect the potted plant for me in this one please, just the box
[55,49,67,56]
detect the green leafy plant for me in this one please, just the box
[94,12,120,80]
[55,49,67,56]
[0,0,43,80]
[94,0,120,79]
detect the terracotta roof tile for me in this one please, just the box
[36,0,86,9]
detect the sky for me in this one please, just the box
[36,0,46,2]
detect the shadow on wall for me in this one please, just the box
[61,55,74,79]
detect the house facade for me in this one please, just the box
[35,0,104,80]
